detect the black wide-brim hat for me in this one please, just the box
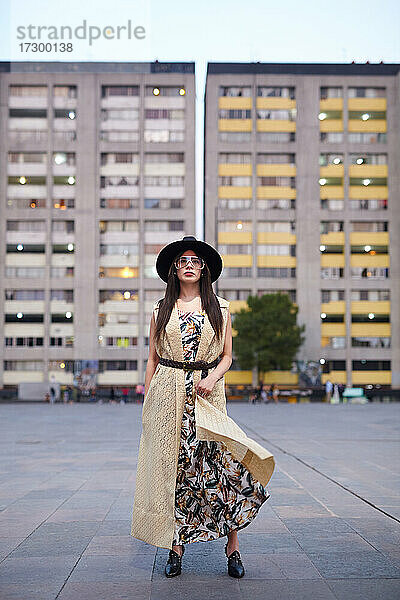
[156,235,223,283]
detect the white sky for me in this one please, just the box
[1,0,399,238]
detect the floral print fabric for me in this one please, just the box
[172,309,270,546]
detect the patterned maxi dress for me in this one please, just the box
[172,309,271,546]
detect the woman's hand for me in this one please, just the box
[194,374,217,398]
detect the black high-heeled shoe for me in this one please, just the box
[164,545,185,577]
[225,541,245,578]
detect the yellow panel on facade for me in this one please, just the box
[257,232,296,244]
[322,372,346,384]
[262,371,298,385]
[321,323,346,336]
[6,254,46,267]
[320,98,343,110]
[218,185,252,198]
[219,119,252,132]
[352,371,391,385]
[321,254,345,267]
[351,301,390,314]
[257,186,296,199]
[222,254,252,267]
[350,232,389,245]
[225,371,252,385]
[349,186,387,199]
[98,372,136,385]
[229,300,248,313]
[351,323,391,336]
[320,164,344,177]
[4,372,44,384]
[218,231,252,244]
[320,232,345,245]
[348,98,387,111]
[320,120,343,132]
[218,164,252,176]
[256,164,296,177]
[256,98,296,110]
[348,119,386,132]
[350,254,389,268]
[257,120,296,132]
[257,255,296,267]
[349,164,387,178]
[320,186,344,199]
[357,253,390,269]
[321,301,346,313]
[218,97,252,109]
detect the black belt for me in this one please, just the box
[158,356,220,378]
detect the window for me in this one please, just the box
[258,87,295,99]
[258,153,295,164]
[258,132,295,143]
[320,87,343,99]
[349,154,387,165]
[258,221,295,233]
[321,290,345,302]
[102,86,139,97]
[348,133,386,143]
[348,87,386,98]
[219,86,251,97]
[351,222,387,232]
[9,85,47,97]
[320,221,343,233]
[351,289,389,301]
[219,109,251,119]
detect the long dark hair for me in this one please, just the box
[154,249,223,349]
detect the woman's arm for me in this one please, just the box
[144,312,159,397]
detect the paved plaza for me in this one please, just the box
[0,401,399,600]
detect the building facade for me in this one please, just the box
[0,61,195,390]
[204,63,400,388]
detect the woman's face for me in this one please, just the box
[175,250,203,284]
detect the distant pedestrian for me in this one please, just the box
[121,387,129,404]
[49,385,56,404]
[325,379,333,403]
[332,383,340,404]
[272,384,279,404]
[63,387,70,404]
[338,383,345,401]
[44,392,50,403]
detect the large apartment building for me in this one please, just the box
[0,61,195,390]
[204,62,400,388]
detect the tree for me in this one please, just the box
[232,293,306,385]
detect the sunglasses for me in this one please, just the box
[174,256,205,269]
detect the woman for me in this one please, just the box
[131,236,275,578]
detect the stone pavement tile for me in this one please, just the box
[47,507,111,522]
[0,554,80,585]
[15,488,74,500]
[271,504,333,518]
[97,518,132,536]
[282,516,355,535]
[239,516,290,533]
[0,537,27,561]
[67,553,154,582]
[291,532,376,553]
[326,578,400,600]
[150,579,242,600]
[85,534,157,556]
[268,490,316,506]
[212,532,303,555]
[306,549,400,579]
[10,532,93,558]
[0,582,61,600]
[238,579,337,600]
[233,552,322,580]
[58,581,151,600]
